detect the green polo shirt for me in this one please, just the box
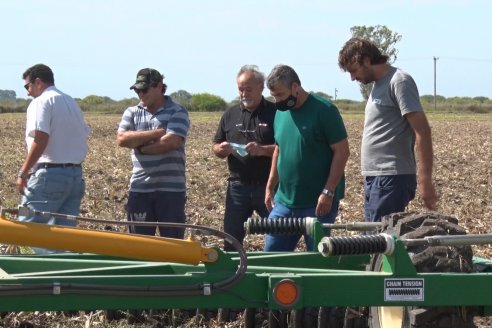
[274,94,347,208]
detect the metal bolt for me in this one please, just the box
[317,237,332,257]
[207,249,218,262]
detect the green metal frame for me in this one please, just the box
[0,244,491,314]
[0,219,491,314]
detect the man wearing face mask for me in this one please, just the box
[212,65,276,251]
[264,64,350,252]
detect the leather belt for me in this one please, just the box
[37,163,82,169]
[229,179,265,186]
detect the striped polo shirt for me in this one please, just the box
[118,96,189,192]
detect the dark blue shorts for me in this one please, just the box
[127,191,186,238]
[364,175,416,222]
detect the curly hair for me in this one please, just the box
[338,38,388,71]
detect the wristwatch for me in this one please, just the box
[321,188,335,197]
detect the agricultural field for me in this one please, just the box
[0,111,490,327]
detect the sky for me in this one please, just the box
[1,0,491,102]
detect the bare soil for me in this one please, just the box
[0,112,490,327]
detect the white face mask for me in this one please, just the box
[230,143,248,157]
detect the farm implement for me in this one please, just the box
[1,205,492,327]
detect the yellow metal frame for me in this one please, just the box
[0,214,218,265]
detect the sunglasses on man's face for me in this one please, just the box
[24,81,33,91]
[134,87,149,95]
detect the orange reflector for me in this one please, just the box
[273,279,299,306]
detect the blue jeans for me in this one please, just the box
[19,166,85,225]
[18,166,85,254]
[127,191,186,238]
[263,200,339,252]
[364,175,416,222]
[223,181,270,251]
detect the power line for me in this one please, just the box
[399,57,492,63]
[441,57,492,63]
[433,57,439,111]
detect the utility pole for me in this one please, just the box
[433,56,439,111]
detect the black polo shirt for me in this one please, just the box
[213,98,276,183]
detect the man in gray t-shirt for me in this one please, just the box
[338,38,438,222]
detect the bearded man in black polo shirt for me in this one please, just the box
[213,65,276,251]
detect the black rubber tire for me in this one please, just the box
[343,306,369,328]
[105,310,117,321]
[105,309,125,321]
[317,307,346,328]
[268,309,288,328]
[244,308,256,328]
[127,309,145,324]
[195,307,216,325]
[289,308,318,328]
[289,309,304,328]
[289,307,343,328]
[367,212,477,328]
[171,308,194,326]
[149,308,173,326]
[218,307,242,322]
[288,307,356,328]
[217,307,230,323]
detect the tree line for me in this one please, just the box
[0,89,341,114]
[1,25,491,114]
[1,90,491,115]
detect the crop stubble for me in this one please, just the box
[0,112,490,327]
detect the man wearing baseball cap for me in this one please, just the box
[117,68,190,238]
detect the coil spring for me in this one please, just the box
[322,235,388,256]
[245,217,307,235]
